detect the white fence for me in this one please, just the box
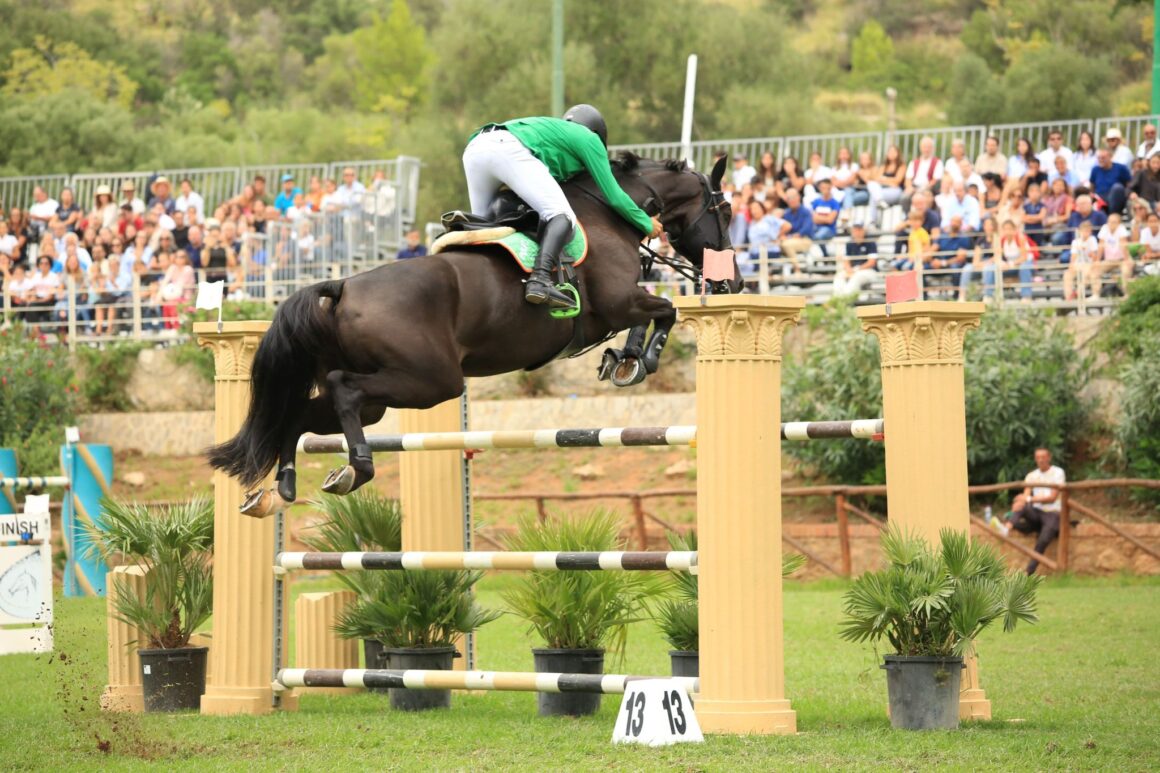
[612,113,1160,167]
[0,157,420,230]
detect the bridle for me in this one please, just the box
[631,166,735,293]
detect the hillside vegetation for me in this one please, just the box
[0,0,1151,221]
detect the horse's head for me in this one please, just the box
[616,152,742,293]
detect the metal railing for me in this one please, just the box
[0,156,420,229]
[1093,114,1160,150]
[890,125,987,166]
[71,168,243,217]
[781,131,882,168]
[608,113,1160,169]
[987,119,1095,158]
[0,175,71,217]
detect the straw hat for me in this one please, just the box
[95,184,112,197]
[151,176,171,194]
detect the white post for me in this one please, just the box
[758,244,770,295]
[131,274,143,338]
[680,54,698,166]
[66,276,77,352]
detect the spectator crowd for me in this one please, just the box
[0,167,406,337]
[722,126,1160,302]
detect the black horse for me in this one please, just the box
[208,153,737,515]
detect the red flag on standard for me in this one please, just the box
[885,270,920,305]
[702,248,735,282]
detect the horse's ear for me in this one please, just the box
[710,155,727,191]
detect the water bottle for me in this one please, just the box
[983,505,993,526]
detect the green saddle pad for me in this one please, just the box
[488,224,589,273]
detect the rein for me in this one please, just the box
[573,162,730,286]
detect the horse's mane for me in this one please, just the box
[612,151,688,175]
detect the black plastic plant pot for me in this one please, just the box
[138,646,209,712]
[363,640,390,694]
[881,655,964,730]
[532,648,605,717]
[385,646,457,711]
[669,649,699,678]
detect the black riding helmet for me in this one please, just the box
[563,104,607,147]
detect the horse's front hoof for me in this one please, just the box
[597,349,622,381]
[321,465,357,495]
[240,488,288,519]
[611,356,647,388]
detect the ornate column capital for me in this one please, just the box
[674,296,805,360]
[194,321,271,381]
[856,301,984,367]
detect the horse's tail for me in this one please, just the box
[206,279,346,488]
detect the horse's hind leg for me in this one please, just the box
[240,396,336,518]
[320,368,460,495]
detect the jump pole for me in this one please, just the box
[675,294,803,735]
[858,301,990,720]
[194,321,296,715]
[299,420,881,453]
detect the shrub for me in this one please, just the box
[963,309,1091,484]
[782,303,1092,486]
[1112,340,1160,506]
[502,511,662,656]
[782,302,886,484]
[75,342,148,412]
[840,527,1040,658]
[86,498,214,650]
[0,327,78,473]
[1098,275,1160,364]
[335,570,500,649]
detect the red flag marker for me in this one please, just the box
[885,270,920,311]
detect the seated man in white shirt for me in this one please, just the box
[731,153,757,189]
[900,136,944,213]
[1004,447,1066,574]
[1036,130,1074,174]
[1136,124,1160,162]
[28,186,60,240]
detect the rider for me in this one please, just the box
[462,104,663,308]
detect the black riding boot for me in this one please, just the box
[525,215,576,309]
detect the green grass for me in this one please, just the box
[2,577,1158,771]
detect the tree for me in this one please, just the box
[850,20,895,90]
[0,90,142,174]
[310,0,432,116]
[946,52,1004,126]
[960,9,1004,72]
[2,36,138,109]
[999,42,1113,122]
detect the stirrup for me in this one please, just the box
[548,282,580,318]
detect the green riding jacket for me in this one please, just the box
[471,116,653,236]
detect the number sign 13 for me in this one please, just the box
[611,679,703,747]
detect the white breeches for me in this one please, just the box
[462,130,576,225]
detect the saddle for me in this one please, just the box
[434,191,588,272]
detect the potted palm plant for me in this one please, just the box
[86,498,214,712]
[840,527,1041,730]
[300,489,402,686]
[654,530,806,678]
[335,569,499,711]
[502,511,662,717]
